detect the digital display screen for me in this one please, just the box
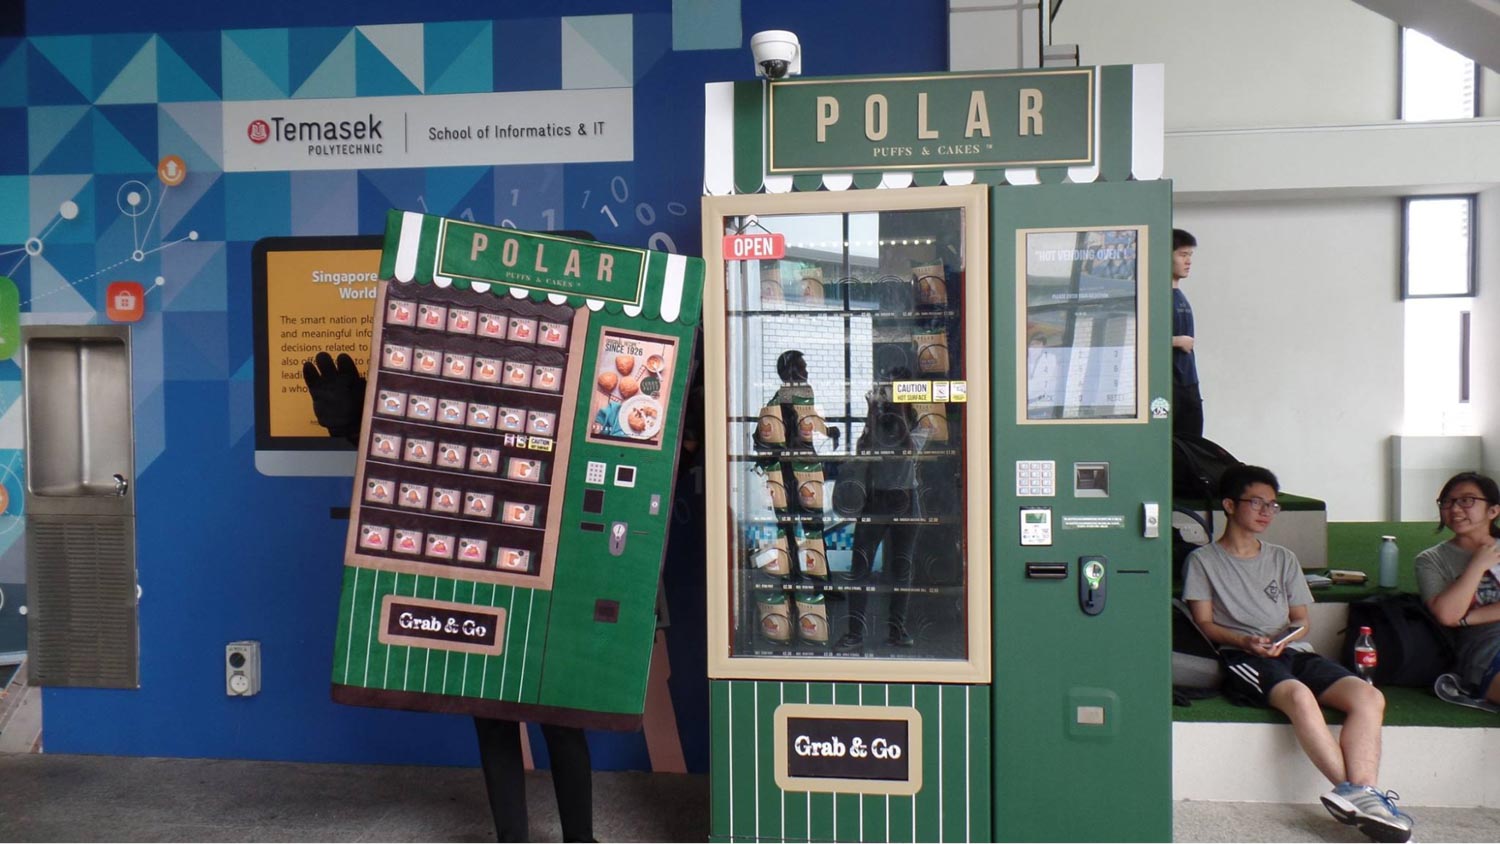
[251,235,382,475]
[1022,228,1143,421]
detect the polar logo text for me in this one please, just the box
[248,120,271,143]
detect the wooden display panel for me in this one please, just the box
[344,282,589,591]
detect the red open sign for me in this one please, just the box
[723,233,786,261]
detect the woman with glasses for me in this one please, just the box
[1415,472,1500,706]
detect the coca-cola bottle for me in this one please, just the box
[1353,625,1378,684]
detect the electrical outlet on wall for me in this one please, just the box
[225,641,260,697]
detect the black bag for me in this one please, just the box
[1173,434,1241,504]
[1339,594,1455,687]
[1171,597,1223,700]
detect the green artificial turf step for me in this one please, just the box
[1173,684,1499,728]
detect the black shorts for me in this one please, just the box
[1221,648,1356,707]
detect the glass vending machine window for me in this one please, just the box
[704,186,990,684]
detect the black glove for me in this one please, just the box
[302,352,366,443]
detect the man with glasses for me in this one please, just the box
[1183,465,1414,843]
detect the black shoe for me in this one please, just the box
[887,628,914,647]
[834,632,864,651]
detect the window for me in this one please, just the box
[1402,196,1476,298]
[1401,195,1476,434]
[1400,28,1477,121]
[1403,299,1473,434]
[1397,31,1477,435]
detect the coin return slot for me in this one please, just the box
[580,522,605,532]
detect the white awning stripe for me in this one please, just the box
[659,252,687,323]
[394,211,422,282]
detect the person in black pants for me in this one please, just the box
[473,718,593,842]
[304,351,594,843]
[835,385,919,650]
[1171,228,1204,438]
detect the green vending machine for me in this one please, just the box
[702,66,1173,841]
[330,210,703,729]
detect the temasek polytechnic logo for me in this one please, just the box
[244,114,386,157]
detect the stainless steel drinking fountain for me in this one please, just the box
[21,324,138,688]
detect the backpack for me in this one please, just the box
[1172,597,1223,700]
[1172,434,1242,506]
[1339,594,1455,687]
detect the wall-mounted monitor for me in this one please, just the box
[251,235,383,476]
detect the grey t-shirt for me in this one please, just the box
[1182,540,1314,650]
[1415,540,1500,687]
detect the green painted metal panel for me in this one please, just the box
[1099,66,1134,183]
[711,680,733,842]
[709,680,989,843]
[990,180,1173,843]
[735,80,766,194]
[767,70,1093,173]
[536,310,697,714]
[331,565,551,703]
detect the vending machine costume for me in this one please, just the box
[331,210,702,729]
[702,66,1174,842]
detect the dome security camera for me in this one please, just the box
[751,30,801,80]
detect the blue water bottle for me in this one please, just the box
[1378,535,1399,589]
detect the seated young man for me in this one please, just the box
[1183,465,1413,843]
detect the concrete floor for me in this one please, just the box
[0,753,1496,842]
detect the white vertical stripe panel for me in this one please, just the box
[1132,63,1166,180]
[363,567,380,686]
[1004,168,1039,185]
[477,583,495,695]
[394,211,423,281]
[439,580,452,692]
[859,685,866,842]
[704,82,736,195]
[343,568,359,684]
[517,589,535,699]
[943,170,976,186]
[401,576,415,691]
[728,682,735,834]
[659,253,687,323]
[1067,66,1103,184]
[823,173,854,191]
[754,682,760,840]
[780,682,787,843]
[880,171,913,189]
[498,587,515,694]
[459,582,472,693]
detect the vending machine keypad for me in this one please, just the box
[1015,460,1056,496]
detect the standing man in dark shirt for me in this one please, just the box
[1171,228,1203,438]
